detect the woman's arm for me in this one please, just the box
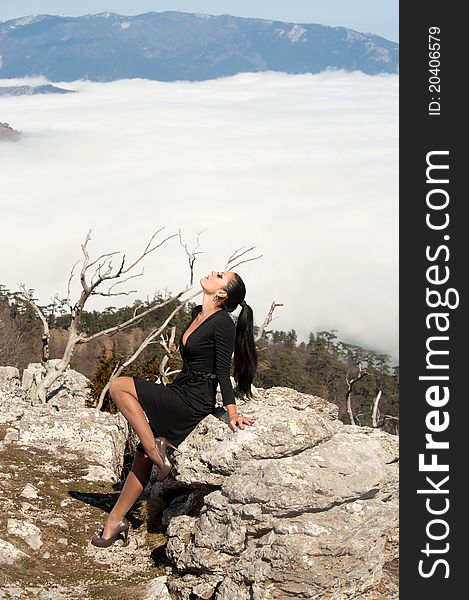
[213,316,237,409]
[213,316,257,431]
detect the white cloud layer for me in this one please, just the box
[0,71,398,361]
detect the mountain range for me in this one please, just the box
[0,11,398,82]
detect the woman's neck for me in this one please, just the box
[200,295,222,318]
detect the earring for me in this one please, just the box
[213,295,218,301]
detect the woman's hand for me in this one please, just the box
[228,414,257,432]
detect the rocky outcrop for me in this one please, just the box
[155,385,399,599]
[0,364,128,482]
[0,365,398,598]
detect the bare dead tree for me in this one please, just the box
[16,227,196,404]
[345,362,368,425]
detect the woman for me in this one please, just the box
[91,270,258,547]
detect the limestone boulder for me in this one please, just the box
[157,386,399,599]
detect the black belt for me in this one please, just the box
[189,370,217,381]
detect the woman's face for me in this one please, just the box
[200,270,235,294]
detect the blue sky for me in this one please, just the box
[0,1,398,41]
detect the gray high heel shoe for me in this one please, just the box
[154,437,182,481]
[91,516,130,547]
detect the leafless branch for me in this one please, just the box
[20,227,184,403]
[91,288,139,298]
[85,232,205,343]
[85,295,171,343]
[57,260,80,310]
[225,245,255,265]
[178,228,205,287]
[86,251,121,270]
[120,227,176,274]
[102,267,145,294]
[224,246,263,271]
[80,228,179,299]
[224,245,263,271]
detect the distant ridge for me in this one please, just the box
[0,11,398,82]
[0,84,75,96]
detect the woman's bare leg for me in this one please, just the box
[99,376,161,539]
[101,448,153,539]
[109,376,163,467]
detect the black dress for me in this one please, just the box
[133,305,236,450]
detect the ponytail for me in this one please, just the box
[222,273,258,398]
[233,301,257,398]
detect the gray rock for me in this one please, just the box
[0,367,29,424]
[167,574,223,600]
[0,367,20,386]
[20,483,39,499]
[2,427,19,444]
[0,361,128,482]
[16,403,128,482]
[172,387,340,486]
[0,538,29,565]
[143,576,171,600]
[21,360,91,406]
[6,518,43,551]
[220,427,397,516]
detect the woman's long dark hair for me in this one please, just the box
[221,272,258,398]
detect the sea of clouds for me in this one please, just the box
[0,70,398,361]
